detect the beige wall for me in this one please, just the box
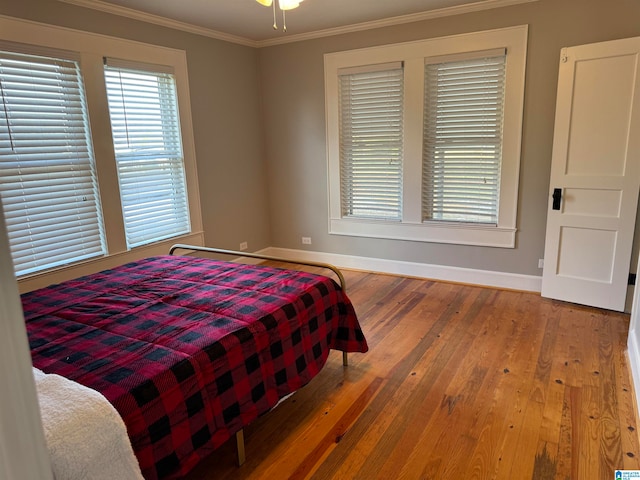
[2,0,640,278]
[259,0,640,276]
[0,0,272,254]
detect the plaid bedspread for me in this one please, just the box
[23,255,368,479]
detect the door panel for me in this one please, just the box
[556,227,616,282]
[541,37,640,312]
[562,188,621,217]
[565,55,635,176]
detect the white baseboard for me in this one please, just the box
[628,330,640,415]
[259,247,542,292]
[628,269,640,419]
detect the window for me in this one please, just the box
[0,17,203,286]
[422,52,506,224]
[325,26,527,248]
[105,61,190,248]
[339,63,404,220]
[0,50,106,276]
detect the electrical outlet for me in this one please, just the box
[301,237,312,245]
[538,258,544,269]
[239,241,248,251]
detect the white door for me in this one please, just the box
[541,36,640,312]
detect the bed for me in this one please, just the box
[33,367,144,480]
[23,245,368,479]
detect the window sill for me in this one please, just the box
[329,218,516,248]
[17,231,205,293]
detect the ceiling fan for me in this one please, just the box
[255,0,305,32]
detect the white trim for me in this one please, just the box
[259,0,537,47]
[628,257,640,418]
[0,208,54,480]
[53,0,538,48]
[17,231,204,293]
[329,219,517,248]
[55,0,258,47]
[423,47,507,66]
[338,61,403,76]
[261,247,543,292]
[628,331,640,419]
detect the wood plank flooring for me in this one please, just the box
[184,269,640,480]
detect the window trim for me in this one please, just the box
[0,16,203,291]
[324,25,528,248]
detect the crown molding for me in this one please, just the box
[56,0,538,48]
[258,0,538,47]
[56,0,259,47]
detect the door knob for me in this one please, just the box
[552,188,562,210]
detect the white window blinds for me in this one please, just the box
[0,50,105,277]
[339,64,404,220]
[104,61,189,248]
[422,52,506,224]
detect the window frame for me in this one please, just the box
[338,62,405,221]
[104,60,191,249]
[422,49,507,225]
[0,48,107,277]
[324,26,528,248]
[0,17,203,291]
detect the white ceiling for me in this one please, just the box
[59,0,535,46]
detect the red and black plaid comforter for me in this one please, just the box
[23,255,368,479]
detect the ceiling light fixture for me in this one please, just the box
[256,0,304,32]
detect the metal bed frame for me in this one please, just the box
[169,243,346,291]
[169,243,352,466]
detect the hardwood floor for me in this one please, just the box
[184,269,640,480]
